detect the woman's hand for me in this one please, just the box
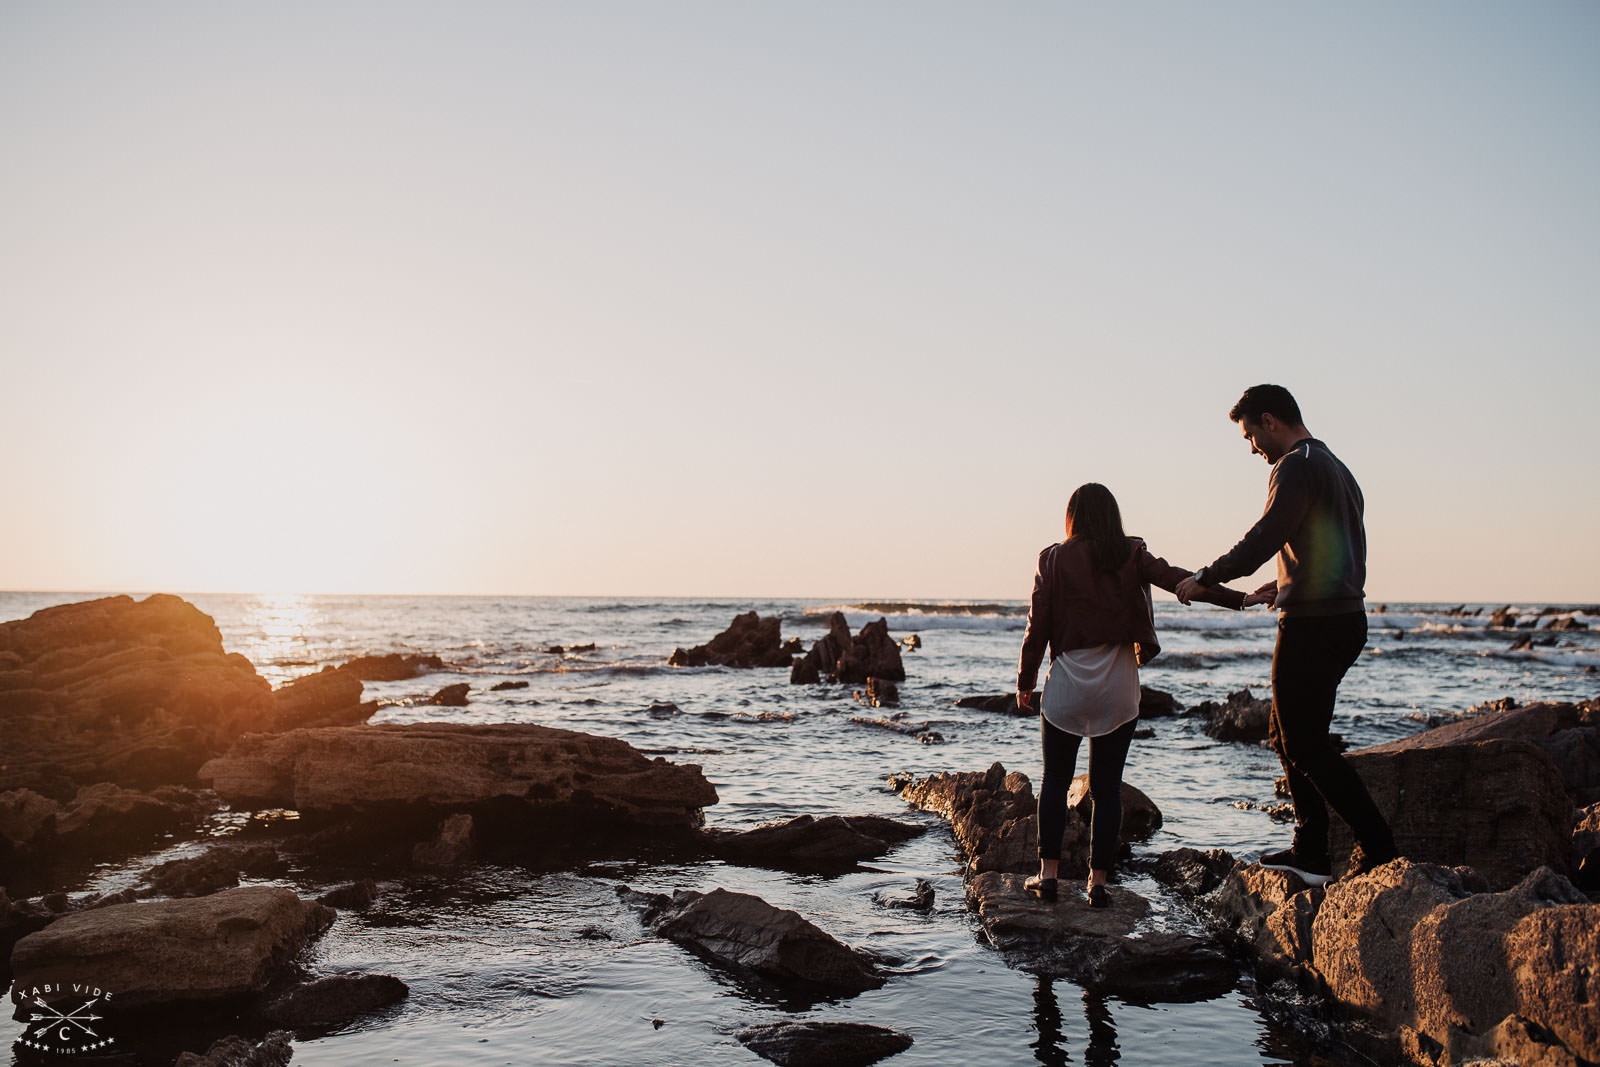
[1017,690,1033,712]
[1243,581,1278,607]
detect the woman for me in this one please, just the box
[1016,483,1253,906]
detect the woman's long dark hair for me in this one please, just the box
[1065,482,1130,573]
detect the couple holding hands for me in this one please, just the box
[1016,384,1400,906]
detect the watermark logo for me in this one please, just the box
[11,981,119,1059]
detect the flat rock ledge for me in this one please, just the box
[618,886,885,999]
[894,764,1229,1001]
[10,885,335,1009]
[1197,856,1599,1066]
[700,814,925,872]
[737,1021,914,1067]
[197,722,718,828]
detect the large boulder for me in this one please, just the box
[736,1021,913,1067]
[700,814,924,872]
[259,972,409,1028]
[333,653,443,681]
[10,886,334,1008]
[895,763,1048,875]
[197,723,718,829]
[0,595,277,797]
[1193,688,1272,742]
[668,612,800,668]
[270,670,373,731]
[618,886,885,998]
[790,614,904,685]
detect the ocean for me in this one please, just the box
[2,592,1597,1066]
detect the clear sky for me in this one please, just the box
[3,3,1597,601]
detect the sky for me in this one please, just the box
[2,2,1597,601]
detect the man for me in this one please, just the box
[1176,384,1398,885]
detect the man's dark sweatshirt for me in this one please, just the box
[1202,438,1366,617]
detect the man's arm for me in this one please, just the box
[1178,457,1312,602]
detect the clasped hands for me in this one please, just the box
[1176,577,1277,607]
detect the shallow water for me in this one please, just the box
[2,593,1595,1065]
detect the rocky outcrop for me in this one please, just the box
[668,612,800,668]
[896,763,1045,875]
[172,1031,294,1067]
[270,670,373,731]
[260,972,409,1028]
[618,886,885,998]
[700,814,924,872]
[953,693,1028,716]
[427,683,470,707]
[1150,847,1237,899]
[197,722,718,829]
[1192,688,1272,742]
[0,595,278,797]
[853,677,899,708]
[144,845,286,897]
[1575,803,1600,890]
[317,879,379,910]
[10,886,335,1008]
[3,783,214,882]
[411,813,474,868]
[790,614,904,685]
[1138,686,1181,717]
[849,716,944,743]
[736,1021,913,1067]
[334,653,444,681]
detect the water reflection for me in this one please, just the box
[1032,977,1120,1065]
[240,594,323,686]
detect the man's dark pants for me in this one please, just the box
[1270,612,1396,859]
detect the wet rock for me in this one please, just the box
[953,693,1029,716]
[1205,863,1326,978]
[618,885,885,997]
[1150,847,1237,898]
[668,612,799,668]
[271,670,373,730]
[1489,606,1518,628]
[900,634,921,651]
[1,887,55,975]
[875,879,935,911]
[46,782,208,852]
[198,723,718,828]
[849,717,943,743]
[412,813,474,868]
[1193,688,1272,742]
[1574,804,1600,891]
[1545,615,1589,631]
[737,1021,914,1067]
[790,614,904,685]
[853,677,899,708]
[260,972,409,1029]
[11,885,335,1008]
[145,845,286,898]
[334,653,444,681]
[317,879,379,909]
[489,681,529,691]
[1138,686,1180,718]
[896,763,1050,875]
[1068,775,1161,841]
[427,683,470,707]
[0,595,279,796]
[172,1030,294,1067]
[701,814,924,872]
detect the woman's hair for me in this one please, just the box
[1065,483,1130,573]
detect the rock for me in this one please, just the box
[737,1021,914,1067]
[953,693,1030,716]
[489,681,529,691]
[0,595,279,796]
[1545,615,1589,631]
[619,885,885,997]
[875,879,935,911]
[1337,731,1577,888]
[896,763,1049,875]
[260,972,409,1029]
[855,677,899,708]
[412,813,474,868]
[145,845,286,898]
[0,788,60,850]
[1150,847,1237,898]
[1068,775,1162,841]
[427,683,470,707]
[1489,606,1518,628]
[335,653,444,681]
[901,634,922,650]
[271,670,372,730]
[701,814,924,871]
[668,612,799,668]
[1311,860,1598,1065]
[45,782,207,853]
[1205,863,1326,978]
[172,1030,294,1067]
[1,887,55,973]
[1575,804,1600,890]
[790,614,905,685]
[198,723,718,829]
[11,885,335,1008]
[318,879,379,909]
[1193,688,1272,742]
[1138,686,1180,718]
[849,717,943,743]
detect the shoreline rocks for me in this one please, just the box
[700,814,925,872]
[737,1021,914,1067]
[790,614,905,685]
[669,612,800,668]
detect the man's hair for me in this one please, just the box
[1229,384,1302,426]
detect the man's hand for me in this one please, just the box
[1243,580,1278,608]
[1175,576,1203,605]
[1017,690,1033,712]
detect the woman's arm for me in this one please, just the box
[1136,542,1248,610]
[1016,548,1054,696]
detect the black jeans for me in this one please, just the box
[1036,715,1136,870]
[1270,612,1396,858]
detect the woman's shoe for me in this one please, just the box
[1087,884,1110,909]
[1024,875,1057,901]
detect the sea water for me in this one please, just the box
[2,593,1595,1066]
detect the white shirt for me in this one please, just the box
[1039,642,1140,737]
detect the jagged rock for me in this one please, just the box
[11,886,335,1008]
[271,670,373,730]
[1138,686,1180,717]
[1574,804,1600,891]
[849,717,943,743]
[0,595,278,796]
[896,763,1053,875]
[0,788,60,850]
[412,813,474,868]
[197,723,718,828]
[875,879,935,911]
[335,653,444,681]
[737,1021,914,1067]
[427,683,470,707]
[1489,606,1518,628]
[145,845,286,898]
[318,879,379,909]
[1311,860,1598,1065]
[172,1030,294,1067]
[953,693,1029,716]
[1193,688,1272,742]
[790,614,904,685]
[901,634,921,650]
[260,972,409,1028]
[1068,775,1161,841]
[701,814,924,871]
[668,612,799,668]
[855,677,899,708]
[1545,615,1589,631]
[618,885,885,997]
[1205,863,1327,979]
[1337,727,1578,888]
[1150,847,1237,898]
[44,782,208,854]
[489,681,529,691]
